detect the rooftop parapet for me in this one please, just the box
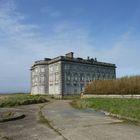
[31,52,116,68]
[44,58,51,61]
[61,56,116,67]
[65,52,74,59]
[35,60,45,64]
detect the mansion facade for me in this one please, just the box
[30,52,116,95]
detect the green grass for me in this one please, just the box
[62,95,81,100]
[71,98,140,121]
[0,93,49,107]
[38,105,51,125]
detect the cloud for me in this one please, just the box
[0,0,139,92]
[0,0,46,92]
[94,32,140,77]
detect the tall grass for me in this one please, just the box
[84,76,140,95]
[0,94,49,107]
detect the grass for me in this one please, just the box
[62,95,81,100]
[85,76,140,95]
[0,93,49,107]
[71,98,140,122]
[38,105,51,125]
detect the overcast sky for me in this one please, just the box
[0,0,140,93]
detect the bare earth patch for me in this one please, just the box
[0,103,64,140]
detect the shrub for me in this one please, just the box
[84,76,140,95]
[0,94,49,107]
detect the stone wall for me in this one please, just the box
[82,94,140,99]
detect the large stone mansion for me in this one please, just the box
[31,52,116,95]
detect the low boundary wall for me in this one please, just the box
[81,94,140,99]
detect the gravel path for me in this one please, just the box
[0,100,140,140]
[0,103,64,140]
[43,100,140,140]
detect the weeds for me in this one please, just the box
[0,94,49,107]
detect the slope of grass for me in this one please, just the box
[71,98,140,121]
[0,93,49,107]
[62,95,80,100]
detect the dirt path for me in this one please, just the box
[0,103,64,140]
[43,100,140,140]
[0,100,140,140]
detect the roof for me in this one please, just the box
[31,53,116,70]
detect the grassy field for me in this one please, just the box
[71,98,140,122]
[0,93,49,107]
[62,95,80,100]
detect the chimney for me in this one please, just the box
[65,52,74,58]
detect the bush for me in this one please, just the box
[84,76,140,95]
[0,94,49,107]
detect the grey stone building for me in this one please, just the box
[30,52,116,95]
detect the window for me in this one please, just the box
[103,74,105,80]
[74,84,77,87]
[86,74,90,81]
[35,68,38,73]
[55,65,59,71]
[65,73,71,81]
[49,74,54,82]
[49,66,53,72]
[40,86,45,93]
[32,79,34,84]
[80,74,84,81]
[35,77,38,82]
[67,75,70,81]
[92,74,95,80]
[65,64,70,69]
[74,74,78,81]
[80,84,84,92]
[40,67,45,73]
[55,72,59,81]
[40,76,45,83]
[32,71,35,76]
[97,74,100,80]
